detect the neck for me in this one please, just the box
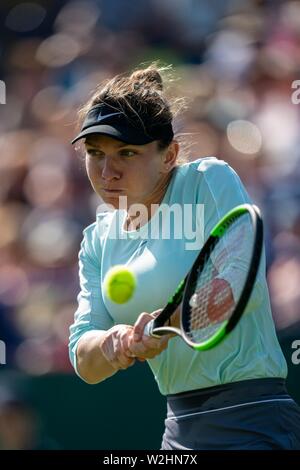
[125,170,174,231]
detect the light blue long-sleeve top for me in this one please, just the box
[69,157,287,395]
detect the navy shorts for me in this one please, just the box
[161,378,300,450]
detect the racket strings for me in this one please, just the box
[185,214,253,343]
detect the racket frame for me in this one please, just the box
[145,204,263,351]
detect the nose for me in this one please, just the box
[101,156,121,181]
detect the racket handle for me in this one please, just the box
[144,319,154,337]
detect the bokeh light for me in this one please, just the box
[5,3,46,33]
[36,33,81,67]
[227,120,262,155]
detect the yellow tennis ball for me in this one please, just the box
[104,265,136,304]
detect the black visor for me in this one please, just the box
[71,103,173,145]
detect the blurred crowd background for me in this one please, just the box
[0,0,300,449]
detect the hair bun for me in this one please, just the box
[131,67,163,92]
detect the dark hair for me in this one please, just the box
[78,63,186,154]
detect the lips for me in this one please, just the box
[103,188,124,192]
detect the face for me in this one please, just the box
[84,135,178,209]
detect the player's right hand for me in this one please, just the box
[100,325,136,371]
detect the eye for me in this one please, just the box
[86,148,104,158]
[119,149,138,157]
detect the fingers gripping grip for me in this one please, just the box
[143,319,154,337]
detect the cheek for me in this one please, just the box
[127,164,157,193]
[142,161,162,186]
[85,158,97,181]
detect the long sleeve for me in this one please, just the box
[69,223,114,377]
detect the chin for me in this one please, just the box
[101,194,124,210]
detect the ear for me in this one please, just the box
[161,140,179,173]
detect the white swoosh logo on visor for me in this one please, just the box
[96,111,122,122]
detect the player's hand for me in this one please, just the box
[100,324,136,371]
[128,311,172,360]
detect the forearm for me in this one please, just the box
[76,331,117,384]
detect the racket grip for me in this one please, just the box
[144,319,154,337]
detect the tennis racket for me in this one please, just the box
[144,203,263,350]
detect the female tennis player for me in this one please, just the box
[68,64,300,449]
